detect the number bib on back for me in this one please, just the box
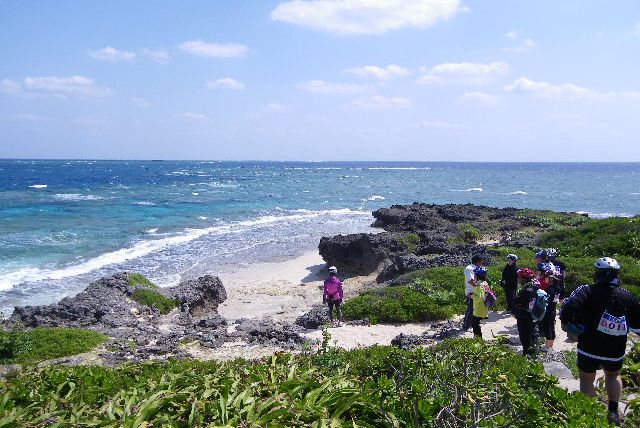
[597,312,628,336]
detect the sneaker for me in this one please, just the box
[607,411,620,426]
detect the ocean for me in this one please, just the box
[1,160,639,315]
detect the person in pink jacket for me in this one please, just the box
[323,266,344,326]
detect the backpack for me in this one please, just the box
[484,286,497,309]
[530,289,549,321]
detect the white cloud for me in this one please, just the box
[206,78,246,90]
[12,113,46,121]
[178,40,247,58]
[345,64,409,80]
[297,79,371,94]
[504,77,640,101]
[458,91,503,105]
[271,0,463,35]
[141,48,171,63]
[418,61,509,85]
[505,31,518,40]
[632,22,640,36]
[418,120,454,128]
[502,32,535,52]
[131,97,151,107]
[177,112,210,121]
[596,30,606,37]
[88,46,136,62]
[264,102,288,113]
[1,76,112,98]
[349,95,411,109]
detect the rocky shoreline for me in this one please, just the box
[2,203,589,365]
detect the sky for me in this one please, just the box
[1,0,639,161]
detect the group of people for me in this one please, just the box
[462,250,640,425]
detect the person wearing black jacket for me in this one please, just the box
[537,263,561,351]
[514,267,540,356]
[560,257,640,426]
[547,248,567,300]
[501,254,519,314]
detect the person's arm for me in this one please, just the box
[627,294,640,336]
[337,280,344,301]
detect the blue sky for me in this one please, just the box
[1,0,639,161]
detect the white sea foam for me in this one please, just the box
[510,191,527,195]
[367,167,430,170]
[366,195,386,201]
[29,184,47,188]
[135,201,155,206]
[54,193,105,201]
[192,192,199,196]
[453,187,483,192]
[0,209,370,291]
[316,167,342,170]
[198,216,208,220]
[576,211,634,219]
[146,228,159,234]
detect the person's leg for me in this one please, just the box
[506,288,516,313]
[579,371,597,397]
[577,353,598,397]
[472,316,482,338]
[335,300,343,324]
[516,310,534,354]
[327,300,334,323]
[604,370,622,404]
[463,297,473,330]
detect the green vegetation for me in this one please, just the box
[458,223,481,243]
[131,288,179,314]
[0,339,612,426]
[538,217,640,259]
[344,265,509,323]
[516,209,591,230]
[0,328,105,364]
[342,284,461,324]
[398,233,420,253]
[127,272,157,289]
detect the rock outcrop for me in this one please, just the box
[319,203,583,283]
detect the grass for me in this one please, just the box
[0,339,612,426]
[0,328,106,364]
[131,288,179,314]
[398,232,420,253]
[127,272,157,289]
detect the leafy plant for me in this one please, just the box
[0,339,612,426]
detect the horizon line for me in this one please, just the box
[2,158,640,164]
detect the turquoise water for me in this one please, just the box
[1,160,639,313]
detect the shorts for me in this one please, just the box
[577,352,624,374]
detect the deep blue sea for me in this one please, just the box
[1,160,639,314]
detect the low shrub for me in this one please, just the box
[342,284,461,323]
[131,288,179,314]
[0,328,105,364]
[538,217,640,259]
[0,339,611,426]
[127,272,157,288]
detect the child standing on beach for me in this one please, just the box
[471,266,490,338]
[323,266,344,326]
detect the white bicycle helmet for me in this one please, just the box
[328,266,338,274]
[595,257,620,270]
[506,253,519,261]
